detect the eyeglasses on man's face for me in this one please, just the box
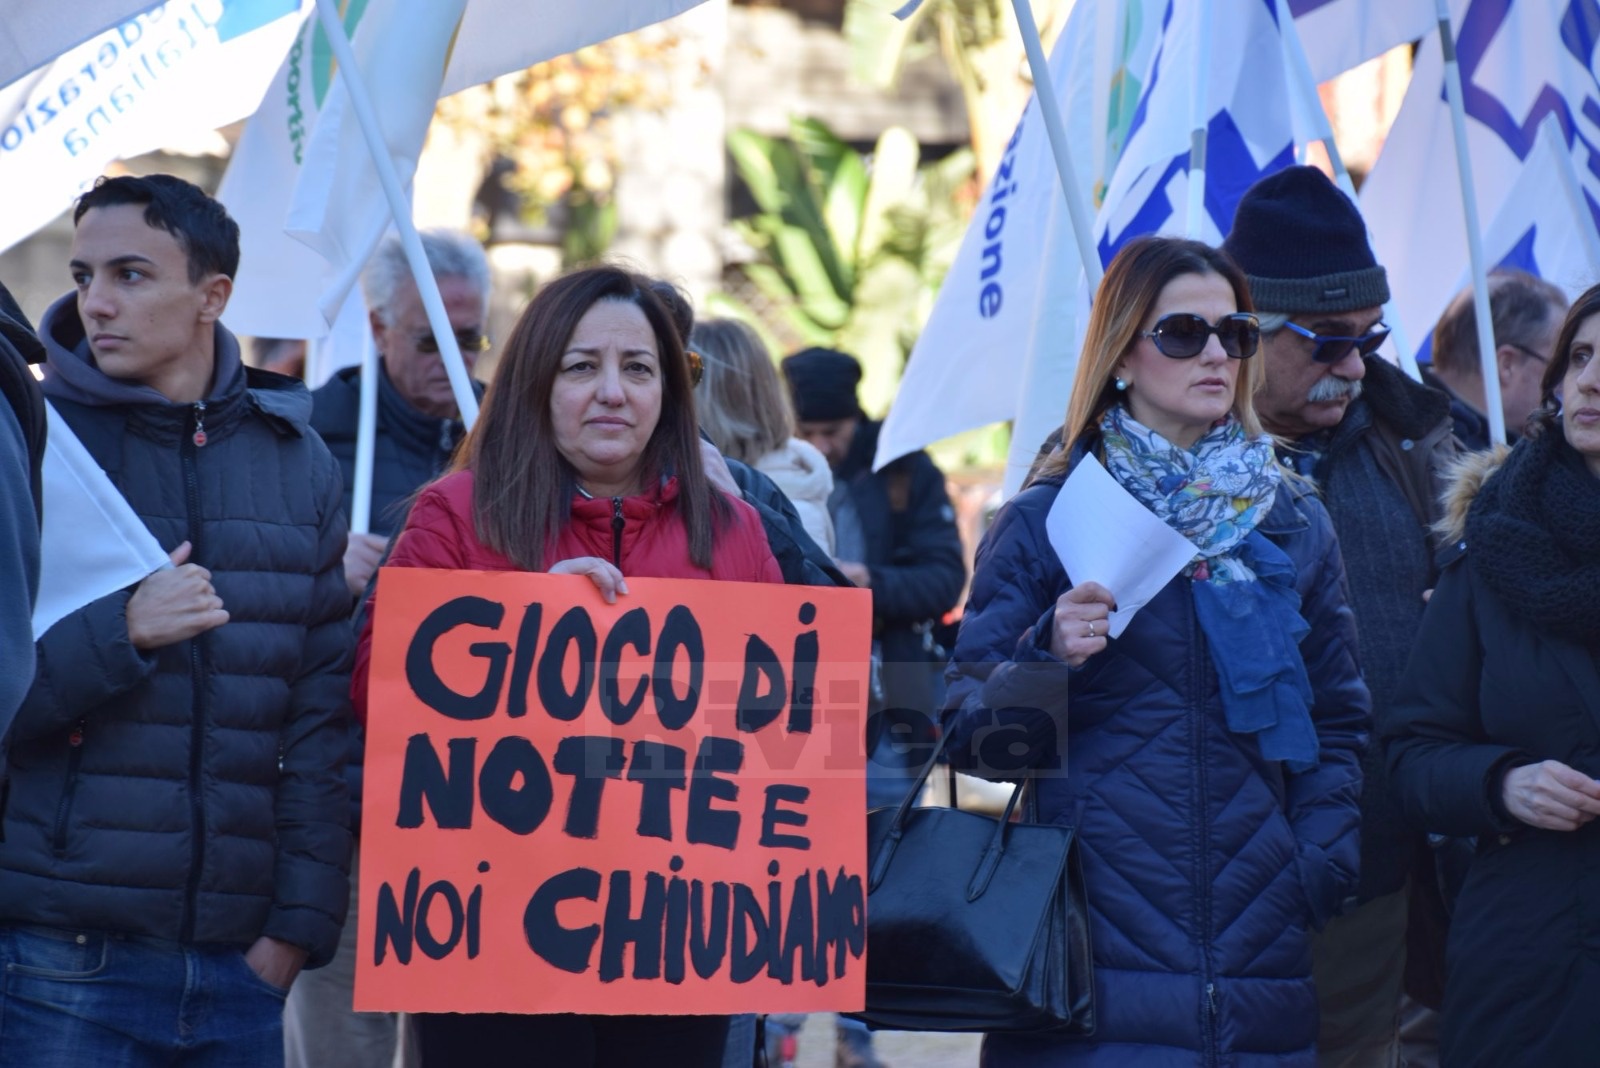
[1508,342,1549,366]
[1138,312,1260,360]
[1282,320,1390,365]
[414,329,490,355]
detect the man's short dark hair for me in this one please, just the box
[73,174,241,282]
[1431,268,1568,378]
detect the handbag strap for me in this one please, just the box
[868,730,1029,896]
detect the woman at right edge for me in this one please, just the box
[943,235,1368,1065]
[1383,282,1600,1066]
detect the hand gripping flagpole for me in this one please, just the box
[1275,0,1418,381]
[1435,0,1506,445]
[310,0,479,431]
[1009,0,1102,288]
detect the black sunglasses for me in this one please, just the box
[415,329,490,355]
[1282,321,1389,365]
[1139,312,1260,359]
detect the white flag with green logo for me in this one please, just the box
[221,0,708,340]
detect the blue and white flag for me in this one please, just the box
[875,0,1160,473]
[878,0,1377,479]
[1417,116,1600,363]
[1094,0,1302,261]
[1362,0,1600,363]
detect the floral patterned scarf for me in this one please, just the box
[1099,406,1281,583]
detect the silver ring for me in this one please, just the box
[1087,621,1097,639]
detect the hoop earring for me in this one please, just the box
[1114,376,1129,392]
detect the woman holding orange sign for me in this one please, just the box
[354,265,782,1066]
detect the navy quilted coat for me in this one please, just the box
[0,298,353,967]
[944,460,1368,1066]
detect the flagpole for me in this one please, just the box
[1435,0,1506,445]
[1184,0,1214,236]
[1274,0,1419,380]
[310,0,479,430]
[1008,0,1102,287]
[351,325,379,535]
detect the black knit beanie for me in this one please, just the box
[782,347,862,422]
[1223,165,1390,314]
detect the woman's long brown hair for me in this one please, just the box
[454,266,728,570]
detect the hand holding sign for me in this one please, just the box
[126,541,229,650]
[549,556,629,604]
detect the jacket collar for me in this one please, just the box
[1356,354,1453,442]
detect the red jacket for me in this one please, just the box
[353,468,783,721]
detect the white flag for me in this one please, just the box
[221,0,709,337]
[284,0,468,326]
[35,402,170,640]
[874,0,1160,473]
[0,0,306,255]
[1362,0,1600,362]
[1290,0,1434,82]
[1418,117,1600,364]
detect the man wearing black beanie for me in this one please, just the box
[1225,166,1459,1068]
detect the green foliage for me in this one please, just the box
[720,117,974,422]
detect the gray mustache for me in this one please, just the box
[1308,376,1363,404]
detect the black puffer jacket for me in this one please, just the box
[310,362,471,538]
[0,295,353,966]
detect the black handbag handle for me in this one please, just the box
[867,729,1029,901]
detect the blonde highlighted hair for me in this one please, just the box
[1035,235,1265,482]
[688,318,795,465]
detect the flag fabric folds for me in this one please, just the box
[1290,0,1433,83]
[220,0,708,338]
[1362,0,1600,363]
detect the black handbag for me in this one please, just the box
[849,732,1095,1035]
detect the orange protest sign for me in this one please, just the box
[356,568,873,1015]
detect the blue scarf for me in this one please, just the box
[1100,407,1319,769]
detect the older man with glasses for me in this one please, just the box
[293,228,492,1068]
[1224,165,1460,1068]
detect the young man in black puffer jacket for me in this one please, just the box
[0,174,351,1067]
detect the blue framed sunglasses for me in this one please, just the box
[1283,321,1390,365]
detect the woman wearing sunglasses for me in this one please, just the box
[943,235,1368,1066]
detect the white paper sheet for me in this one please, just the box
[33,401,170,639]
[1045,455,1197,638]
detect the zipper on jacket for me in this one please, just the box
[51,721,87,857]
[180,419,209,943]
[610,496,624,567]
[1191,596,1220,1068]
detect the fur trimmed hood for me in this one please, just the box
[1436,444,1511,546]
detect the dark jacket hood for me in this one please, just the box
[37,291,310,431]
